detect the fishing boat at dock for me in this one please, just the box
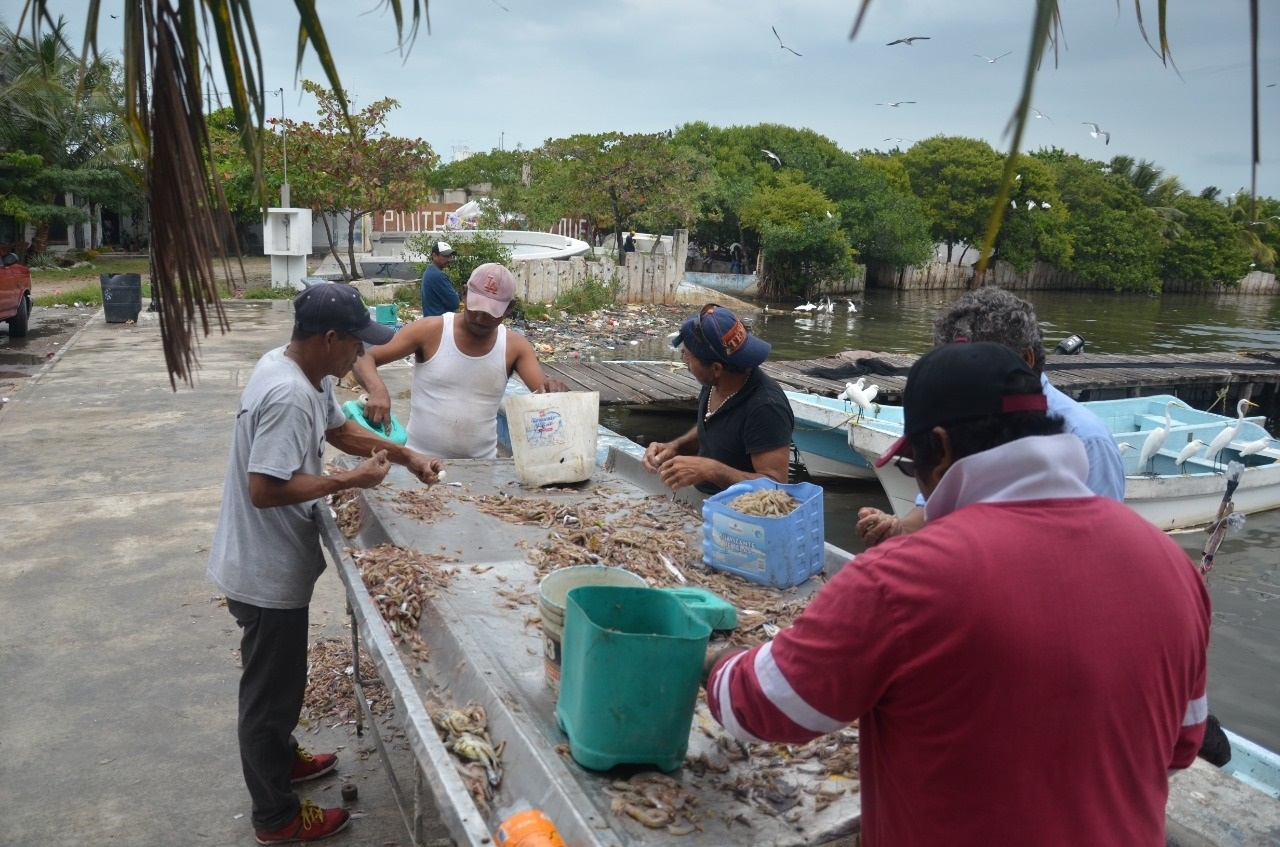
[790,391,1280,532]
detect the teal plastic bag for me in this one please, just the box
[341,399,408,445]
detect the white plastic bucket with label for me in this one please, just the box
[503,391,600,486]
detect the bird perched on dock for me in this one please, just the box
[887,36,929,46]
[1138,400,1183,474]
[1205,399,1261,467]
[1174,439,1207,474]
[771,26,802,56]
[1083,122,1110,145]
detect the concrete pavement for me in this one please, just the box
[0,301,440,847]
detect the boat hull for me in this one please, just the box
[787,392,877,480]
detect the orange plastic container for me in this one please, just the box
[494,809,566,847]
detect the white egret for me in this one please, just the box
[1205,399,1261,466]
[1238,436,1274,458]
[1138,400,1182,473]
[838,378,880,420]
[793,300,817,312]
[762,149,783,167]
[846,299,858,313]
[1174,439,1207,474]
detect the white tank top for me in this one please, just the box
[406,312,509,458]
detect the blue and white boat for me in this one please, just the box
[792,391,1280,532]
[787,391,877,480]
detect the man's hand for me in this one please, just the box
[405,452,445,486]
[361,388,391,432]
[535,377,569,393]
[657,455,709,491]
[347,449,393,489]
[642,440,677,474]
[856,507,902,547]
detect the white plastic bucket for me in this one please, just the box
[504,391,599,486]
[538,565,645,693]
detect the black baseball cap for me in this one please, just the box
[293,283,395,345]
[874,342,1047,467]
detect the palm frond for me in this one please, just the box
[21,0,429,386]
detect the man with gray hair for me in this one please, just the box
[857,286,1125,546]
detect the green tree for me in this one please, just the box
[524,131,715,262]
[0,16,134,256]
[1042,153,1163,292]
[270,80,437,281]
[740,178,853,299]
[988,154,1071,273]
[1159,194,1254,285]
[901,136,1005,263]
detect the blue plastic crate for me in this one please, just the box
[701,478,824,589]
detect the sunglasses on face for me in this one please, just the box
[895,456,917,478]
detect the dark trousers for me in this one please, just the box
[228,598,309,831]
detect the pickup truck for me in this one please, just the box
[1,252,32,337]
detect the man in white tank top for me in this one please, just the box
[353,263,568,459]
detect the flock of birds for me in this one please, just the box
[768,26,1115,147]
[766,296,860,315]
[1126,398,1271,475]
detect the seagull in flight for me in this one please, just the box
[886,36,930,46]
[1031,107,1053,122]
[761,149,783,167]
[974,52,1012,63]
[876,101,917,107]
[883,137,913,144]
[1083,122,1110,145]
[772,26,802,57]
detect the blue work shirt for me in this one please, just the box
[420,264,459,316]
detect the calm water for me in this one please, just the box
[600,287,1280,753]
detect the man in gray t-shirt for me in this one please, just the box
[208,284,442,843]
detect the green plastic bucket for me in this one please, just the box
[555,585,711,772]
[537,566,646,694]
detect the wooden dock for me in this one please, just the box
[542,352,1280,420]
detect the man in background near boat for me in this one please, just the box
[357,263,568,459]
[419,240,458,317]
[706,342,1211,847]
[643,304,794,495]
[856,286,1125,546]
[207,284,443,844]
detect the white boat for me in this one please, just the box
[841,393,1280,531]
[787,391,877,480]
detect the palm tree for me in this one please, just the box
[0,16,130,255]
[18,0,428,387]
[1109,156,1188,241]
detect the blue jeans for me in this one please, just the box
[228,599,309,830]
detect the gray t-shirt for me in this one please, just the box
[207,346,345,608]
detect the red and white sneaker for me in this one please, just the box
[289,748,338,783]
[255,800,350,844]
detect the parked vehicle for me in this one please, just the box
[0,252,32,337]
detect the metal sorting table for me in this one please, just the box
[319,453,861,847]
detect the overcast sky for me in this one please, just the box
[27,0,1280,199]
